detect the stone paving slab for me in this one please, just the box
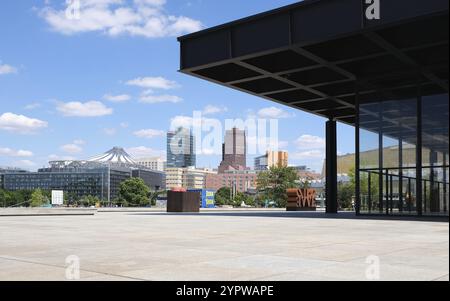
[0,211,448,281]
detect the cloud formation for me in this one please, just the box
[0,63,18,75]
[60,139,86,154]
[0,147,34,157]
[126,76,179,90]
[56,101,113,117]
[39,0,203,38]
[0,112,48,134]
[258,106,294,119]
[103,94,131,102]
[126,146,165,158]
[133,128,165,139]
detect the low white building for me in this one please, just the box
[136,157,166,172]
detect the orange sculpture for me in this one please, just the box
[287,188,317,211]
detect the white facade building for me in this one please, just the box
[136,157,166,172]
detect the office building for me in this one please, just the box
[136,157,166,172]
[2,147,165,203]
[165,167,216,190]
[254,151,289,170]
[0,167,28,189]
[178,0,448,217]
[218,128,247,173]
[206,170,258,193]
[167,127,196,168]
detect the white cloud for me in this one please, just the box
[170,115,218,130]
[73,139,86,145]
[291,150,325,159]
[0,147,34,157]
[291,134,326,172]
[0,64,17,75]
[60,140,85,154]
[103,94,131,103]
[203,105,228,116]
[0,112,48,134]
[170,115,194,129]
[24,103,42,110]
[56,101,113,117]
[103,128,117,136]
[39,0,202,38]
[120,122,129,128]
[127,76,179,90]
[139,94,182,104]
[258,107,294,119]
[278,140,289,149]
[61,143,83,154]
[126,146,165,158]
[133,128,165,139]
[295,135,325,150]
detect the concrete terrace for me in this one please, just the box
[0,210,448,281]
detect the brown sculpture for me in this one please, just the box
[286,188,317,211]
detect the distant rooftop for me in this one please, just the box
[89,147,137,165]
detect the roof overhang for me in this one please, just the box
[178,0,449,126]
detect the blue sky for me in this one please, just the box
[0,0,355,172]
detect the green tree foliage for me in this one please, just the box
[78,195,100,207]
[338,182,354,210]
[30,189,48,207]
[117,178,150,207]
[215,187,232,206]
[257,166,299,208]
[149,190,164,207]
[234,192,255,207]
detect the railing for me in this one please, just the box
[359,166,449,215]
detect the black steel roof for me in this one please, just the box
[178,0,449,128]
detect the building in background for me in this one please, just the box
[206,170,258,193]
[167,127,196,168]
[254,151,289,170]
[136,157,166,172]
[0,167,28,189]
[188,189,215,208]
[218,128,246,173]
[1,147,165,203]
[165,167,216,190]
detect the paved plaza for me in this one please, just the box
[0,210,448,281]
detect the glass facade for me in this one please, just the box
[357,91,449,217]
[2,164,166,204]
[167,127,196,168]
[3,171,108,202]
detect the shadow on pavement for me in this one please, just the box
[128,211,449,223]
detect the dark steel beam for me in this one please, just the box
[326,119,338,214]
[233,60,355,112]
[364,32,449,93]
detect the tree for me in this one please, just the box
[0,189,12,207]
[79,195,100,207]
[338,182,354,210]
[215,187,232,206]
[234,192,255,207]
[30,189,47,207]
[149,190,164,207]
[118,178,150,207]
[257,166,298,208]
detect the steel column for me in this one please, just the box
[326,119,338,214]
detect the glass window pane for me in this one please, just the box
[422,93,449,216]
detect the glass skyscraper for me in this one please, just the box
[167,127,196,168]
